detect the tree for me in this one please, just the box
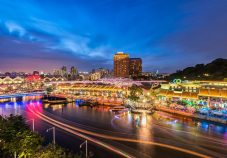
[0,115,42,158]
[34,144,81,158]
[46,86,54,95]
[0,115,82,158]
[168,58,227,80]
[128,85,143,102]
[17,130,43,158]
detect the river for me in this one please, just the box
[1,96,227,158]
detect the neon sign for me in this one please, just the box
[173,79,181,84]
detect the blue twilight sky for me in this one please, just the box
[0,0,227,73]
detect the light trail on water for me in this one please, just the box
[28,104,211,158]
[27,105,135,158]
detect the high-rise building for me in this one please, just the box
[70,66,78,76]
[53,69,62,76]
[69,66,78,80]
[61,66,67,77]
[90,72,101,81]
[129,58,142,77]
[92,68,110,78]
[114,52,130,78]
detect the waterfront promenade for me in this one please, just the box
[157,106,227,124]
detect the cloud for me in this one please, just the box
[0,0,226,73]
[1,17,111,59]
[5,21,26,37]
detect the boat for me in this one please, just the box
[42,99,67,105]
[78,101,93,107]
[110,106,128,112]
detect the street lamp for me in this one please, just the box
[80,140,88,158]
[46,127,56,148]
[26,119,35,132]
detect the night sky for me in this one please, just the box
[0,0,227,73]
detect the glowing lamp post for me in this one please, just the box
[80,140,88,158]
[46,127,56,148]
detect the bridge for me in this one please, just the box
[0,91,45,99]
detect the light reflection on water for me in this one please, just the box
[1,97,227,141]
[1,97,227,157]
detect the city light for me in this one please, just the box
[0,1,226,158]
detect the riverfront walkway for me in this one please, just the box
[0,91,45,99]
[157,107,227,124]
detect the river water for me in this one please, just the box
[1,96,227,158]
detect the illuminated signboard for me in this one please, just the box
[173,79,182,84]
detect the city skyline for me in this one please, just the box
[0,0,227,73]
[1,1,227,158]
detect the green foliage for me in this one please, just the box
[34,144,81,158]
[0,115,42,157]
[128,84,143,102]
[176,100,198,107]
[149,88,159,98]
[46,86,54,94]
[168,58,227,80]
[0,115,80,158]
[17,130,43,158]
[177,100,187,106]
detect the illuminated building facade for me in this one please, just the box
[61,66,67,77]
[129,58,142,77]
[114,52,130,78]
[92,68,110,78]
[54,83,128,105]
[114,52,143,78]
[43,76,65,82]
[69,66,78,80]
[90,72,101,81]
[0,76,24,85]
[158,80,227,109]
[70,66,78,76]
[53,69,62,76]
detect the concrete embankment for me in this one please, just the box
[156,107,227,124]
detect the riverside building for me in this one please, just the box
[113,52,142,78]
[158,80,227,109]
[129,58,142,77]
[114,52,130,78]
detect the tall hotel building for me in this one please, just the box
[114,52,130,78]
[129,58,142,77]
[114,52,142,78]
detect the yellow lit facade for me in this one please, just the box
[114,52,130,78]
[129,58,142,77]
[158,80,227,108]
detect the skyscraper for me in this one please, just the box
[69,66,78,80]
[53,69,62,76]
[129,58,142,77]
[114,52,130,78]
[70,66,78,76]
[61,66,67,77]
